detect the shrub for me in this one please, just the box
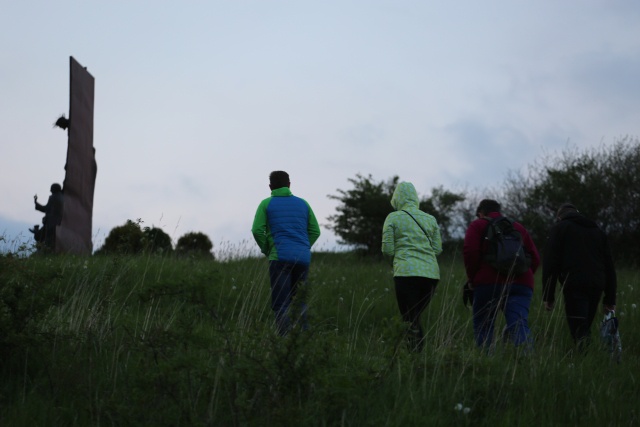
[96,219,145,255]
[143,227,173,254]
[175,232,214,259]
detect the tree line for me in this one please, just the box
[95,219,214,258]
[95,137,639,263]
[327,137,640,263]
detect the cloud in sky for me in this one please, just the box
[1,1,640,255]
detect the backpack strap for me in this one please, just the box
[472,217,493,277]
[401,210,433,249]
[474,216,505,277]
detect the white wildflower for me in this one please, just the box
[454,403,463,411]
[463,407,471,415]
[632,304,637,310]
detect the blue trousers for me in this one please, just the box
[472,284,533,349]
[268,261,309,335]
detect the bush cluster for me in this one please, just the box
[95,220,214,259]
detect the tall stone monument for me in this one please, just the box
[56,56,97,255]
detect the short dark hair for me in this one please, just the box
[476,199,501,216]
[50,183,62,193]
[269,171,290,189]
[556,203,578,219]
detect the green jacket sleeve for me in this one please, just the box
[381,214,395,257]
[251,198,271,255]
[307,204,321,247]
[432,222,443,256]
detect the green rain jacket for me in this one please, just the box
[381,182,442,279]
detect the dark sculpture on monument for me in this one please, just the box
[31,183,64,252]
[31,57,97,255]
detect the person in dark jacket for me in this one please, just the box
[34,183,64,251]
[542,203,617,350]
[463,199,540,349]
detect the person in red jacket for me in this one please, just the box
[463,199,540,349]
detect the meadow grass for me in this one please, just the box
[0,249,637,426]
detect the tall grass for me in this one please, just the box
[0,249,637,426]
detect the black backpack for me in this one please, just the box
[482,216,531,276]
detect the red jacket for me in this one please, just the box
[463,212,540,289]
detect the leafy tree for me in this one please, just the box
[419,185,466,241]
[502,137,640,261]
[327,174,398,255]
[602,138,640,242]
[96,219,145,255]
[175,232,214,259]
[143,227,173,254]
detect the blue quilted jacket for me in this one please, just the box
[251,187,321,265]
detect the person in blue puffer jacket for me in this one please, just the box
[382,182,443,352]
[252,171,321,335]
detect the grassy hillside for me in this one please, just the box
[0,251,637,426]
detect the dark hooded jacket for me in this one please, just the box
[542,212,617,305]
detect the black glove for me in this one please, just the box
[462,282,474,307]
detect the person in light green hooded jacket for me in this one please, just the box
[382,182,443,352]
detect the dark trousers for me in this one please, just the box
[268,261,309,336]
[394,276,438,352]
[562,287,603,349]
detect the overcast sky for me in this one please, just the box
[2,1,639,256]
